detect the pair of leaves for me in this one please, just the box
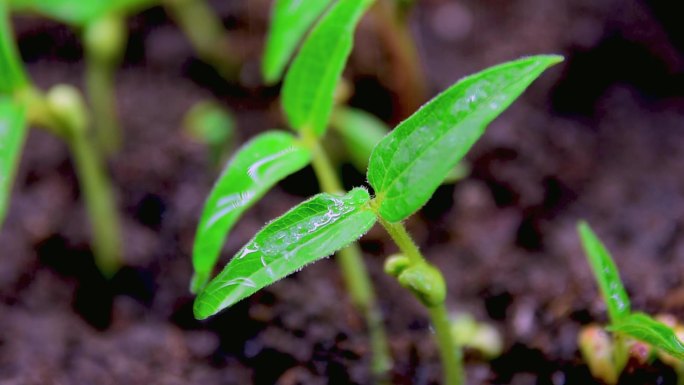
[193,55,562,320]
[578,222,684,361]
[0,0,27,94]
[9,0,154,26]
[191,131,311,293]
[0,98,27,226]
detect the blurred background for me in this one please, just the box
[1,0,683,384]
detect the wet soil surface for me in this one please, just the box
[1,0,684,384]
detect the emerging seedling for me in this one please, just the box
[577,221,684,383]
[183,100,236,169]
[0,0,123,276]
[193,24,562,382]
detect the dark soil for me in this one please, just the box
[2,0,684,384]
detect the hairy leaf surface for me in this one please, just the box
[282,0,373,136]
[0,0,27,94]
[578,221,631,323]
[331,107,388,171]
[609,313,684,360]
[10,0,154,25]
[368,55,563,222]
[194,188,376,319]
[191,131,311,293]
[262,0,333,85]
[0,98,26,226]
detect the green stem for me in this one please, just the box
[68,126,123,276]
[22,86,123,277]
[308,137,392,382]
[85,54,121,154]
[163,0,240,82]
[84,15,127,155]
[378,217,464,385]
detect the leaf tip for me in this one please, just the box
[190,272,209,295]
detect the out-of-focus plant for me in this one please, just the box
[10,0,239,155]
[0,0,122,276]
[191,1,561,379]
[577,221,684,384]
[183,100,236,170]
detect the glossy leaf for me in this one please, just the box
[0,97,27,226]
[282,0,373,136]
[331,107,388,171]
[609,313,684,360]
[262,0,333,85]
[578,221,631,323]
[0,0,27,94]
[10,0,154,25]
[368,55,563,222]
[194,188,377,319]
[191,131,311,293]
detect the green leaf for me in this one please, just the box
[10,0,154,25]
[191,131,312,293]
[194,188,377,319]
[282,0,373,136]
[367,55,563,222]
[262,0,334,85]
[0,97,27,226]
[0,0,28,94]
[331,107,389,171]
[609,313,684,360]
[578,221,631,323]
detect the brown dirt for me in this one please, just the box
[1,0,683,384]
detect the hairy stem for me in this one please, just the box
[163,0,240,82]
[308,137,392,382]
[378,217,464,385]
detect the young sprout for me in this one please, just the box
[0,2,123,276]
[450,313,503,360]
[193,50,562,385]
[578,221,684,383]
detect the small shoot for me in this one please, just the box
[191,131,311,293]
[194,188,377,318]
[578,221,684,383]
[450,313,503,360]
[262,0,334,85]
[183,101,236,168]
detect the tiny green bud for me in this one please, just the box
[46,85,88,135]
[451,313,503,359]
[397,262,446,307]
[84,15,126,61]
[578,324,618,385]
[384,254,410,277]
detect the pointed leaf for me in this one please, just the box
[578,221,631,323]
[0,97,27,226]
[331,107,389,171]
[0,0,28,94]
[262,0,333,85]
[194,188,377,319]
[282,0,373,136]
[10,0,154,25]
[368,55,563,222]
[609,313,684,360]
[191,131,311,293]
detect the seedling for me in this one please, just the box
[192,2,561,381]
[577,221,684,383]
[183,100,236,169]
[10,0,239,154]
[0,0,123,276]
